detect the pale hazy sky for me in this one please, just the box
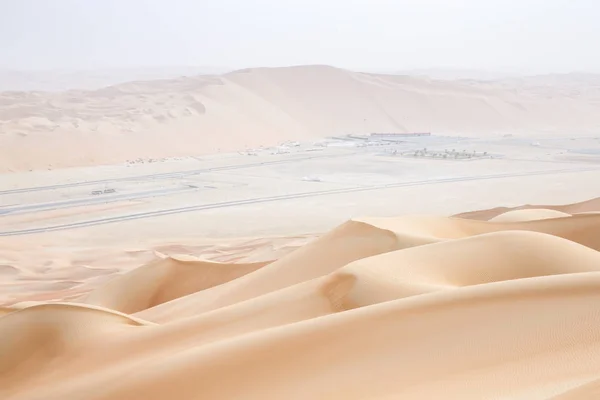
[1,0,598,73]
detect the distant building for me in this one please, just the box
[370,132,431,138]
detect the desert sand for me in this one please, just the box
[2,197,600,399]
[2,65,600,172]
[2,65,600,399]
[0,66,231,92]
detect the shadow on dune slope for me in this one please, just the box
[2,201,600,399]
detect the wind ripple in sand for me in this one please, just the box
[2,197,600,399]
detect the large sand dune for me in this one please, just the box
[0,66,231,92]
[2,197,600,399]
[2,65,600,171]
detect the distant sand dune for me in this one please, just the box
[2,197,600,399]
[454,196,600,220]
[489,208,572,222]
[81,257,269,314]
[2,65,600,171]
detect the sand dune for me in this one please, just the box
[489,208,572,222]
[0,66,231,92]
[2,198,600,399]
[454,196,600,221]
[82,257,269,314]
[135,213,600,322]
[2,65,600,171]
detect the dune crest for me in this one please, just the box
[2,198,600,399]
[489,208,572,222]
[81,257,269,314]
[453,196,600,221]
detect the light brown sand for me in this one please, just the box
[3,65,600,172]
[2,65,600,399]
[1,197,600,399]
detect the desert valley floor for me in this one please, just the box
[2,131,600,399]
[1,133,599,243]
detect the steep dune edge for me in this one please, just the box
[137,220,401,322]
[137,213,600,322]
[453,196,600,220]
[489,208,572,222]
[118,274,600,400]
[0,303,151,395]
[81,256,269,314]
[338,230,600,305]
[5,228,600,399]
[3,199,600,399]
[128,230,600,347]
[3,65,600,171]
[11,274,600,400]
[548,378,600,399]
[132,230,600,347]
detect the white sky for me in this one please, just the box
[1,0,598,73]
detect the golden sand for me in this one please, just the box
[2,197,600,399]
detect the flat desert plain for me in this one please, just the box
[2,66,600,399]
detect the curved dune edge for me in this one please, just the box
[9,273,600,400]
[0,302,154,324]
[0,307,13,317]
[113,273,600,400]
[0,303,153,394]
[548,378,600,399]
[453,196,600,220]
[2,200,600,399]
[489,208,572,222]
[137,213,600,322]
[80,257,270,314]
[137,219,402,322]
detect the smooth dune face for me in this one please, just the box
[81,257,269,314]
[453,196,600,221]
[2,198,600,399]
[489,208,572,222]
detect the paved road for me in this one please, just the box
[0,152,354,196]
[1,166,598,236]
[0,186,199,216]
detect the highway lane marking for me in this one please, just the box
[0,152,354,195]
[1,166,598,236]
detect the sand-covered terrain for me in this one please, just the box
[1,132,600,399]
[0,66,231,92]
[2,65,600,172]
[2,65,600,399]
[2,196,600,399]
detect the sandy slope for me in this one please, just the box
[2,65,600,171]
[0,67,231,92]
[453,196,600,221]
[1,197,600,399]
